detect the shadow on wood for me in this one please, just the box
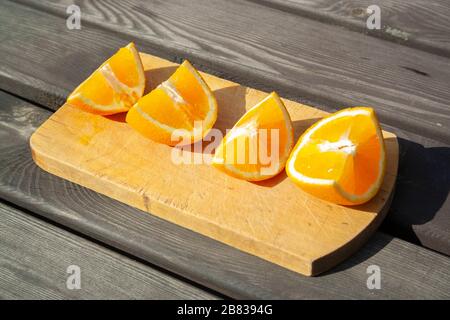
[252,118,322,188]
[144,66,178,93]
[321,232,393,276]
[292,117,322,141]
[187,84,248,155]
[213,85,248,135]
[104,112,127,123]
[381,137,450,255]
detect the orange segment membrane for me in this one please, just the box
[126,60,217,146]
[286,107,385,205]
[66,42,145,115]
[213,92,293,181]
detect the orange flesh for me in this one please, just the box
[108,47,140,88]
[72,71,114,105]
[126,61,217,145]
[169,64,209,121]
[213,92,293,180]
[67,43,145,115]
[132,88,193,130]
[290,108,384,201]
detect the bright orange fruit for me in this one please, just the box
[212,92,294,181]
[286,107,386,205]
[126,60,217,146]
[67,42,145,115]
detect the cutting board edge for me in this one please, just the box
[29,127,315,275]
[312,187,395,275]
[27,50,399,276]
[29,124,398,276]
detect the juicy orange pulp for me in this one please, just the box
[286,107,386,205]
[212,92,294,181]
[67,42,145,115]
[126,60,217,146]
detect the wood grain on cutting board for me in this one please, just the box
[30,53,399,276]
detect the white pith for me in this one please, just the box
[159,81,187,105]
[212,93,294,180]
[67,43,145,112]
[287,108,385,202]
[225,119,258,142]
[318,139,356,156]
[136,61,217,140]
[135,103,181,134]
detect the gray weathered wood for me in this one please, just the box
[0,201,219,299]
[1,91,449,299]
[0,0,449,255]
[250,0,450,57]
[380,130,450,254]
[2,0,450,144]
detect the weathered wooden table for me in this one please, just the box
[0,0,449,299]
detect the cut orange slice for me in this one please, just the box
[286,107,386,205]
[212,92,294,181]
[67,42,145,115]
[126,60,217,146]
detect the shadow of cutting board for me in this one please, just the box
[30,53,399,276]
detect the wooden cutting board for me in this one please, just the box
[30,53,399,276]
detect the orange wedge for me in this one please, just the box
[67,42,145,115]
[286,107,386,205]
[212,92,294,181]
[126,60,217,146]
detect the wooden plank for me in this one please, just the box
[1,0,450,145]
[0,1,448,254]
[0,201,219,299]
[250,0,450,57]
[381,131,450,255]
[1,92,449,298]
[29,53,399,276]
